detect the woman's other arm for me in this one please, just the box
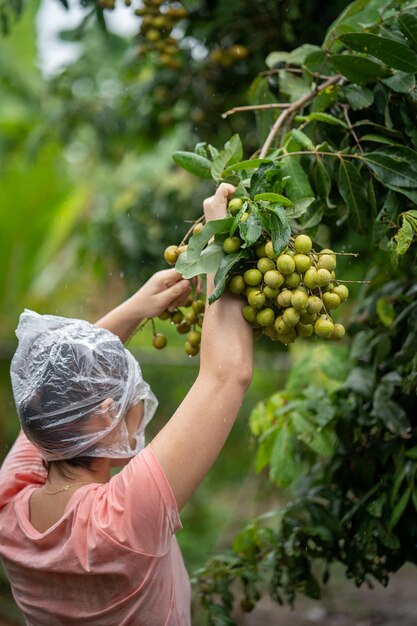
[150,184,254,511]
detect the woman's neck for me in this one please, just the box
[46,458,111,488]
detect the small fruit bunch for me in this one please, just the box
[152,297,205,356]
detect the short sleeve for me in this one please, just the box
[94,445,182,556]
[0,431,46,510]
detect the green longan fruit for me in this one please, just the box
[332,284,349,302]
[176,321,191,334]
[159,310,171,320]
[223,236,241,254]
[193,222,204,236]
[229,275,246,295]
[300,310,318,324]
[185,341,199,356]
[255,243,267,258]
[314,315,335,338]
[276,254,295,275]
[322,292,341,310]
[243,305,257,323]
[283,307,300,327]
[263,325,280,341]
[244,269,263,286]
[171,310,183,324]
[317,249,336,272]
[247,290,266,309]
[293,253,311,273]
[291,289,308,310]
[192,299,206,314]
[263,286,280,299]
[296,322,313,338]
[256,308,275,327]
[240,212,249,222]
[187,330,202,346]
[264,269,285,289]
[294,234,313,254]
[184,309,198,325]
[332,323,346,340]
[277,328,297,344]
[152,333,167,349]
[164,245,179,265]
[228,198,243,215]
[306,295,323,314]
[277,289,292,308]
[264,240,277,260]
[315,268,332,288]
[285,272,301,289]
[304,267,318,290]
[257,257,276,273]
[275,316,291,335]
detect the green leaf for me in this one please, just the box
[389,487,411,530]
[371,376,410,435]
[175,241,225,278]
[313,159,332,207]
[382,71,416,93]
[405,446,417,461]
[393,215,414,255]
[249,162,282,197]
[222,158,270,177]
[337,158,369,233]
[248,76,277,143]
[330,53,387,83]
[296,112,348,128]
[187,218,234,261]
[172,151,212,179]
[398,11,417,52]
[360,134,398,145]
[261,204,291,254]
[376,297,396,327]
[361,145,417,188]
[291,412,334,457]
[211,134,243,181]
[285,197,315,219]
[281,156,314,202]
[254,193,293,206]
[208,249,252,304]
[339,32,417,73]
[238,210,263,247]
[366,493,386,518]
[269,424,296,488]
[343,84,374,110]
[324,0,379,48]
[291,129,315,151]
[266,43,321,68]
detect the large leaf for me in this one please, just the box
[249,161,282,197]
[337,158,370,233]
[398,11,417,52]
[296,112,348,129]
[285,197,315,219]
[172,151,212,179]
[330,53,388,83]
[312,158,333,207]
[381,71,416,93]
[324,0,381,48]
[210,135,243,181]
[175,241,225,278]
[339,32,417,73]
[259,204,291,254]
[187,217,234,260]
[254,192,294,206]
[343,84,374,110]
[361,145,417,189]
[269,424,297,488]
[222,158,270,177]
[291,412,334,457]
[281,156,314,202]
[208,249,252,304]
[238,209,263,247]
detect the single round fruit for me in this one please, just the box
[184,309,198,325]
[244,269,263,286]
[176,321,191,334]
[306,295,323,314]
[277,328,297,344]
[293,253,312,273]
[257,257,275,273]
[264,269,285,289]
[300,310,318,324]
[275,316,291,335]
[304,267,318,289]
[276,254,295,275]
[152,333,167,349]
[240,211,249,222]
[332,323,346,340]
[282,307,300,327]
[315,268,332,288]
[256,308,275,327]
[255,243,267,258]
[277,289,292,308]
[291,289,308,310]
[263,285,280,299]
[332,284,349,302]
[192,299,205,313]
[188,330,202,346]
[314,315,335,338]
[243,305,257,323]
[185,341,199,356]
[223,236,241,254]
[193,222,204,236]
[159,310,170,320]
[228,198,243,215]
[247,290,265,309]
[322,292,341,310]
[296,322,313,337]
[293,234,313,254]
[317,250,336,272]
[229,275,246,295]
[264,241,277,260]
[171,311,183,324]
[164,245,179,265]
[285,272,301,289]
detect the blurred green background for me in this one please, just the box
[0,0,350,622]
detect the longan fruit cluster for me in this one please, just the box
[151,298,205,356]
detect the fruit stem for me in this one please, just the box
[179,214,205,247]
[151,317,157,336]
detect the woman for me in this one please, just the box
[0,183,254,626]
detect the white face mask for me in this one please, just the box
[10,309,158,461]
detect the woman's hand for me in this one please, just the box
[130,269,192,319]
[203,183,235,222]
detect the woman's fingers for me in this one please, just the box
[203,183,236,222]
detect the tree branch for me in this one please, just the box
[222,102,290,119]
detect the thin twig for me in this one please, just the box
[179,214,205,247]
[341,104,363,153]
[259,74,342,158]
[222,102,290,119]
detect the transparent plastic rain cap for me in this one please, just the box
[10,310,158,461]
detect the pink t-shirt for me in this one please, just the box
[0,432,191,626]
